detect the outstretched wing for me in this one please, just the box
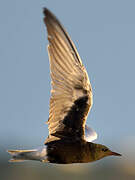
[43,8,93,144]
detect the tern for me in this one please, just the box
[8,8,121,164]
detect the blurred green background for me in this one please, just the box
[0,0,135,179]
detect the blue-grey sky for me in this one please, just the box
[0,0,135,157]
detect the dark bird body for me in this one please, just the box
[8,8,121,164]
[47,140,94,164]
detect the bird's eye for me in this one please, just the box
[102,148,108,152]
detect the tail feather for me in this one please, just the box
[9,159,25,162]
[7,147,48,162]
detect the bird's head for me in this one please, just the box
[90,143,121,161]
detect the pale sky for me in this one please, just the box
[0,0,135,156]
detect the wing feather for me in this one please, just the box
[43,8,93,144]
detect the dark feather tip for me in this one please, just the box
[43,8,54,18]
[43,8,48,16]
[43,8,50,23]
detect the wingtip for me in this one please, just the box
[43,7,52,17]
[43,7,47,16]
[43,7,52,24]
[43,7,58,23]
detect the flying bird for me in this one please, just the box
[8,8,121,164]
